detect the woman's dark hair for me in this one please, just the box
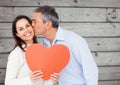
[12,15,38,51]
[34,5,59,28]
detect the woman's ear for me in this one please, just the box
[16,33,20,38]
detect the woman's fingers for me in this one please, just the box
[31,70,43,77]
[30,71,59,84]
[50,73,59,84]
[30,70,43,83]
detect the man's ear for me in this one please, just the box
[45,21,52,29]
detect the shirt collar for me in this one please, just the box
[43,26,64,46]
[55,26,64,41]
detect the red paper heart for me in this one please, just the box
[25,44,70,80]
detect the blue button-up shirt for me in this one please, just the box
[43,27,98,85]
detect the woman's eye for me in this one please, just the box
[26,24,31,27]
[19,28,23,31]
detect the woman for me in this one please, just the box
[5,15,59,85]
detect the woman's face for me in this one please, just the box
[16,18,34,44]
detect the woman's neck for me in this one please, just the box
[23,40,33,51]
[26,40,34,45]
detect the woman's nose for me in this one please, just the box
[24,28,29,32]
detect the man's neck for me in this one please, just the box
[45,27,58,45]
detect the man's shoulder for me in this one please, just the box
[62,29,84,40]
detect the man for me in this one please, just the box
[32,5,98,85]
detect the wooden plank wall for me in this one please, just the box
[0,0,120,85]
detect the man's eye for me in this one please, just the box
[32,20,36,23]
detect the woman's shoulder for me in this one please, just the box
[8,46,24,59]
[11,46,23,53]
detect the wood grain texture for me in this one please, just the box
[0,7,120,22]
[0,0,120,7]
[93,52,120,66]
[99,67,120,80]
[99,80,120,85]
[0,23,120,37]
[0,69,6,83]
[0,54,8,68]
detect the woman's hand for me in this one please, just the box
[50,73,59,84]
[30,70,43,83]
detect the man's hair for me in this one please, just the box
[34,5,59,28]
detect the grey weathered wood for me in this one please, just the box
[0,23,11,30]
[0,54,8,68]
[107,9,120,22]
[0,38,120,53]
[0,7,34,22]
[57,8,106,22]
[0,0,120,7]
[99,80,120,85]
[93,52,120,66]
[1,7,120,22]
[0,84,4,85]
[0,30,12,37]
[0,7,107,22]
[0,38,15,53]
[0,84,3,85]
[0,23,120,37]
[0,69,6,83]
[86,38,120,51]
[62,23,120,37]
[99,67,120,80]
[0,7,14,22]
